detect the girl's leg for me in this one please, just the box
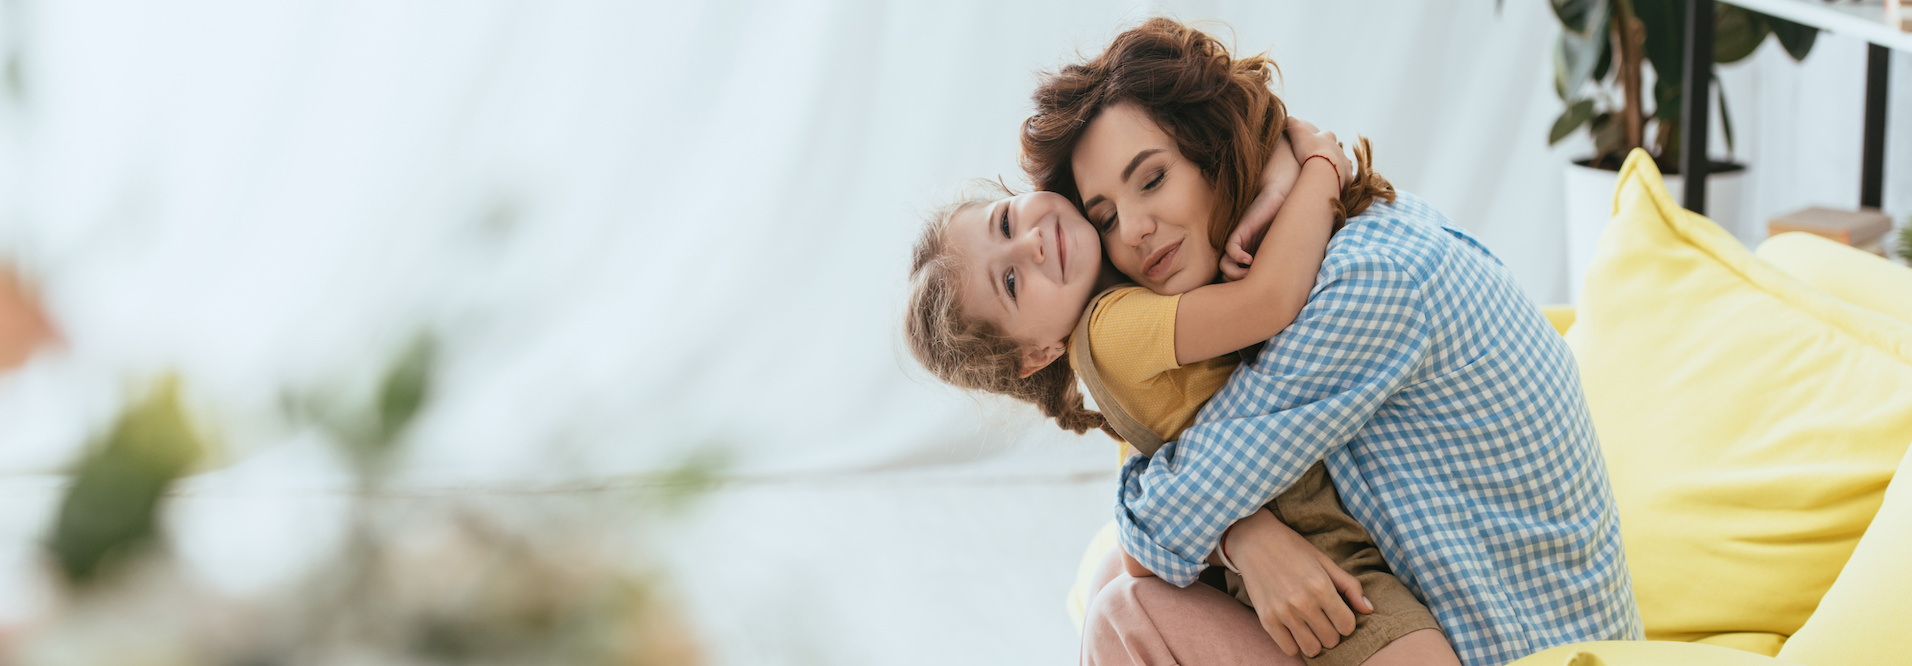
[1081,573,1304,666]
[1359,629,1462,666]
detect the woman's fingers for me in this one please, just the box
[1297,582,1346,651]
[1259,610,1302,656]
[1320,551,1371,615]
[1270,606,1325,657]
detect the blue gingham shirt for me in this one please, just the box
[1116,193,1642,666]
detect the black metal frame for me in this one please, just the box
[1862,43,1890,209]
[1681,0,1715,212]
[1681,1,1892,214]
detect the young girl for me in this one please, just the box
[904,99,1459,666]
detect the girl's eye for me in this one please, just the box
[1004,270,1018,300]
[999,208,1012,238]
[1142,170,1165,191]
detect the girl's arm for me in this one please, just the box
[1219,134,1301,282]
[1172,119,1350,366]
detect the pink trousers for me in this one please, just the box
[1078,549,1459,666]
[1079,549,1303,666]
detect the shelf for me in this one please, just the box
[1721,0,1912,52]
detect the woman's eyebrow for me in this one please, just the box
[1121,149,1162,182]
[1084,148,1165,211]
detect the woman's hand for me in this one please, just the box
[1221,134,1301,281]
[1284,118,1352,189]
[1223,507,1373,658]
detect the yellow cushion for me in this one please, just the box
[1566,150,1912,650]
[1777,443,1912,665]
[1067,520,1120,631]
[1755,231,1912,327]
[1541,304,1577,335]
[1509,641,1802,666]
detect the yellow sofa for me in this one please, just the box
[1074,151,1912,666]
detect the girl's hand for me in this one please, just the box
[1221,134,1302,281]
[1284,117,1353,189]
[1224,507,1373,658]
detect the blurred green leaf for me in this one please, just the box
[1634,0,1686,89]
[376,334,434,446]
[1551,100,1597,145]
[1591,112,1626,163]
[1894,223,1912,264]
[1766,14,1817,61]
[47,376,206,585]
[1713,5,1769,64]
[648,448,729,513]
[1717,82,1734,156]
[1553,0,1610,102]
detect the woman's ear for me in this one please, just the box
[1017,343,1066,378]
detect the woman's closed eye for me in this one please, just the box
[1142,168,1164,192]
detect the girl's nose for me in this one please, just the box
[1017,225,1046,264]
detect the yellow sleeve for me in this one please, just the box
[1087,287,1183,391]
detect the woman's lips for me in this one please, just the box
[1144,240,1181,280]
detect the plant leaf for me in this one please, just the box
[1765,14,1817,61]
[1634,0,1686,89]
[1551,99,1598,145]
[1713,5,1769,64]
[375,334,435,448]
[1591,112,1626,163]
[1717,79,1734,157]
[1553,0,1611,101]
[47,376,206,585]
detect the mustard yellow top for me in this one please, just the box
[1068,286,1239,450]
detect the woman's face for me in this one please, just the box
[1071,102,1218,295]
[954,191,1103,376]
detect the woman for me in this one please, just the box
[1022,19,1643,666]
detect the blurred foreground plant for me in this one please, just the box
[46,375,204,587]
[17,334,710,666]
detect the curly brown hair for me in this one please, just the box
[1021,17,1394,251]
[902,180,1112,438]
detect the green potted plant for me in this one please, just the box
[1546,0,1817,300]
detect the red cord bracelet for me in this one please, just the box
[1303,153,1343,188]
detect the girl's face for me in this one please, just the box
[955,191,1103,377]
[1070,102,1219,295]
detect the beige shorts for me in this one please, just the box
[1212,462,1444,666]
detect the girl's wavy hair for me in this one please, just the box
[1022,17,1394,248]
[903,179,1113,438]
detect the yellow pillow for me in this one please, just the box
[1508,641,1802,666]
[1067,520,1120,631]
[1755,231,1912,327]
[1566,150,1912,651]
[1777,443,1912,665]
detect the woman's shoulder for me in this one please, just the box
[1323,191,1491,285]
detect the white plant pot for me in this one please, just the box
[1562,160,1746,302]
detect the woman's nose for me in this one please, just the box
[1115,210,1151,248]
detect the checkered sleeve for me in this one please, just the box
[1114,250,1434,586]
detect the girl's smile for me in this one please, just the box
[954,191,1104,376]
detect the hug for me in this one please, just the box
[905,17,1640,666]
